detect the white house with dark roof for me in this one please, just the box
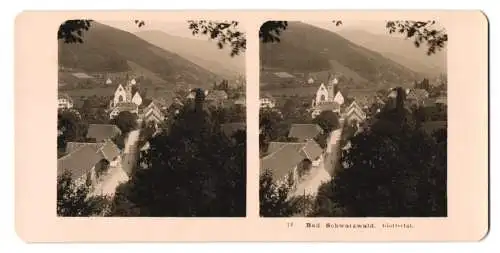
[58,93,74,110]
[333,91,345,105]
[109,79,142,119]
[260,140,324,190]
[57,140,122,188]
[260,93,276,109]
[344,101,366,126]
[142,101,165,128]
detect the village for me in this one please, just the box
[259,71,448,216]
[57,75,246,203]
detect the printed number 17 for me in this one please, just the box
[287,222,294,228]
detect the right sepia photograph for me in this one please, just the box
[259,20,447,217]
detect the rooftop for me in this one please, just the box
[261,140,323,181]
[274,72,295,78]
[288,124,323,142]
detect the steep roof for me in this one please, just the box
[345,103,367,122]
[58,140,121,181]
[267,142,304,154]
[65,142,104,154]
[260,140,323,181]
[407,88,429,101]
[86,124,122,142]
[302,139,323,160]
[260,143,307,181]
[288,124,323,141]
[57,145,104,180]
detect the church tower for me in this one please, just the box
[125,82,133,102]
[327,73,337,102]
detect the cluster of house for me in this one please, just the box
[260,123,325,191]
[185,88,246,109]
[259,73,448,190]
[58,78,166,129]
[57,124,125,195]
[260,75,369,128]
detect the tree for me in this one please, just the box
[313,110,340,133]
[111,111,137,134]
[188,21,246,57]
[58,110,88,156]
[320,101,446,217]
[57,171,111,216]
[109,100,246,217]
[386,20,448,55]
[308,181,348,217]
[259,169,296,217]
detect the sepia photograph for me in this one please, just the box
[259,20,448,217]
[56,19,247,217]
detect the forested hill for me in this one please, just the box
[260,22,424,88]
[58,21,220,89]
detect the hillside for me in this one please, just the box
[135,30,245,80]
[336,29,447,77]
[260,22,424,89]
[58,22,220,89]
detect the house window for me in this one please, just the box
[118,95,124,102]
[320,94,326,101]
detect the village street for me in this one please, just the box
[92,129,141,196]
[121,129,141,176]
[292,126,343,197]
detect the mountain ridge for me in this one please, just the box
[135,30,245,80]
[335,28,447,77]
[58,22,221,90]
[260,22,426,90]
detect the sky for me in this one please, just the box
[101,20,444,39]
[101,20,389,38]
[308,20,391,35]
[100,20,245,40]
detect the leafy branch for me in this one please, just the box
[187,20,246,57]
[57,19,93,43]
[386,20,448,55]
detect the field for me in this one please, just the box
[261,86,318,98]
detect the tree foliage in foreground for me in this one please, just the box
[110,95,246,217]
[313,110,340,133]
[259,169,295,217]
[111,111,138,134]
[259,91,447,217]
[57,171,111,216]
[313,94,447,217]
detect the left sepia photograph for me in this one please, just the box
[56,20,247,217]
